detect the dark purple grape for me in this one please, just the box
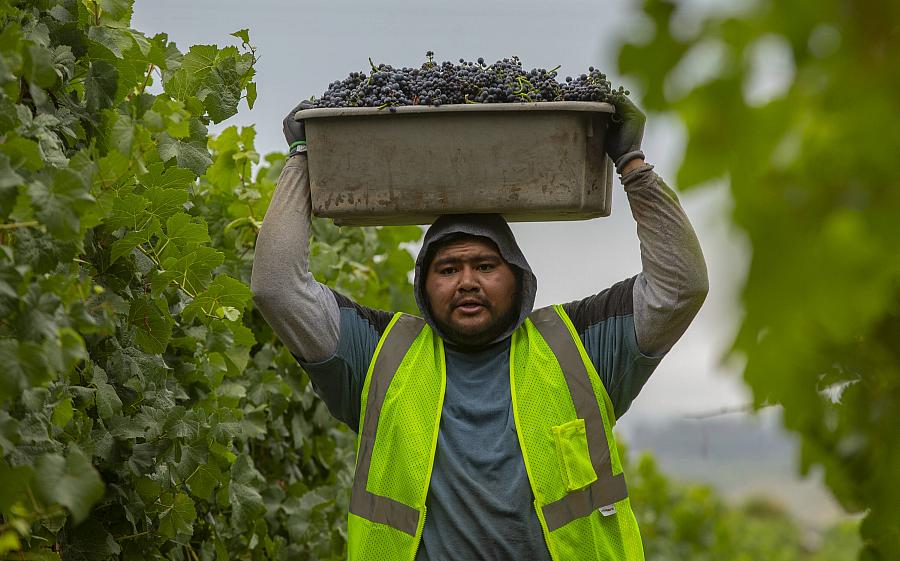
[310,52,627,109]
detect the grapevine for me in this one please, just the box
[0,1,420,558]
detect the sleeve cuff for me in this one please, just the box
[620,163,657,193]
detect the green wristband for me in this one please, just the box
[288,140,307,151]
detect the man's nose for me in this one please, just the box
[458,267,479,290]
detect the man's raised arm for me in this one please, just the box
[607,99,709,357]
[250,105,340,362]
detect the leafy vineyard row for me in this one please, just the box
[0,1,419,558]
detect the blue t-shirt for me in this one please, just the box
[299,276,662,560]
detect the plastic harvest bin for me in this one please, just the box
[296,101,615,226]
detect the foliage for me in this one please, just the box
[627,451,860,561]
[0,1,420,559]
[616,0,900,558]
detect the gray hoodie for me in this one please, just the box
[413,213,538,346]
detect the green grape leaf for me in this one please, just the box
[34,447,105,524]
[182,274,251,324]
[27,167,96,242]
[230,29,250,44]
[144,96,192,137]
[109,218,159,264]
[228,481,265,529]
[0,461,34,512]
[173,440,207,481]
[94,149,133,191]
[157,118,212,176]
[165,211,210,247]
[162,44,249,123]
[141,163,195,191]
[144,187,188,221]
[228,321,256,348]
[100,109,134,155]
[23,43,57,88]
[87,26,134,58]
[97,0,134,23]
[160,246,224,296]
[0,339,50,405]
[51,44,76,82]
[163,45,215,100]
[95,382,123,420]
[106,193,149,230]
[148,268,178,298]
[128,296,173,354]
[158,492,196,538]
[246,81,257,109]
[186,461,222,502]
[134,476,160,503]
[51,397,74,428]
[180,44,218,79]
[85,59,118,113]
[0,135,43,171]
[199,55,241,123]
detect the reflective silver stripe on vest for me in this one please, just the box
[529,306,629,532]
[349,314,425,536]
[542,473,628,532]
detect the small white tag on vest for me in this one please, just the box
[599,505,617,517]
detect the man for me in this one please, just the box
[251,97,708,561]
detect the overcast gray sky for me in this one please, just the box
[132,0,752,426]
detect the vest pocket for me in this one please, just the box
[551,418,598,492]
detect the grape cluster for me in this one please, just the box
[312,52,628,109]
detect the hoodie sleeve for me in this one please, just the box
[250,154,393,430]
[561,163,708,418]
[623,163,709,357]
[251,154,341,362]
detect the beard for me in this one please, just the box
[430,295,521,351]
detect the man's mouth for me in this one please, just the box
[454,299,487,314]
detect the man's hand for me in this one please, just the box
[605,97,647,174]
[283,100,315,154]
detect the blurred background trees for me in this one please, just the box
[616,0,900,558]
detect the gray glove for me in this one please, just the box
[605,97,646,174]
[282,100,315,155]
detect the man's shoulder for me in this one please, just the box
[330,289,396,337]
[559,276,637,333]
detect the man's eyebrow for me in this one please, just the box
[430,253,503,268]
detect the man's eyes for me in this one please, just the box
[436,262,499,275]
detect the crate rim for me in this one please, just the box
[294,100,615,120]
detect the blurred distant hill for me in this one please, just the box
[619,409,848,529]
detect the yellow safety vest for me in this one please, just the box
[347,305,644,561]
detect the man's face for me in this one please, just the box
[424,237,518,348]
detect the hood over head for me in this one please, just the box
[414,214,537,347]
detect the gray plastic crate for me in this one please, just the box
[297,101,615,226]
